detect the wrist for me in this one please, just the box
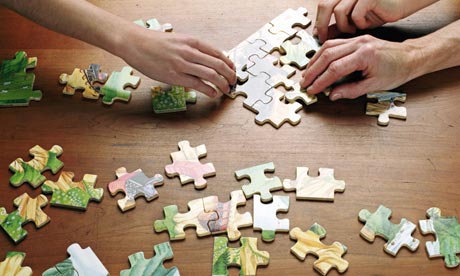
[402,38,428,82]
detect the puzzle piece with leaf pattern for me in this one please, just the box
[0,193,50,243]
[152,85,197,113]
[290,223,348,275]
[108,167,164,212]
[100,66,140,105]
[9,144,63,188]
[0,251,32,276]
[42,171,103,210]
[120,242,180,276]
[253,194,289,242]
[235,162,283,202]
[366,91,407,126]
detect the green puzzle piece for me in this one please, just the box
[0,51,37,77]
[42,258,74,276]
[0,209,27,243]
[121,242,180,276]
[152,85,197,113]
[100,66,140,105]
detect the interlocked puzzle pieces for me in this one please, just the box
[154,190,252,241]
[283,167,345,201]
[366,91,407,126]
[120,242,180,276]
[212,237,270,276]
[419,207,460,268]
[358,205,420,256]
[0,251,32,276]
[290,223,348,276]
[235,162,282,202]
[253,194,289,242]
[165,140,216,189]
[42,171,103,210]
[108,167,164,212]
[9,144,64,188]
[0,193,50,243]
[42,243,109,276]
[0,51,42,107]
[152,85,197,113]
[59,64,107,100]
[100,66,140,105]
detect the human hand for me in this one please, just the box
[300,35,419,101]
[121,27,236,97]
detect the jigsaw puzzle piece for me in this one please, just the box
[358,205,420,256]
[100,66,140,104]
[269,7,311,36]
[84,64,108,92]
[212,237,270,276]
[232,72,273,110]
[367,91,406,103]
[165,140,216,189]
[283,167,345,201]
[290,223,348,275]
[419,207,460,268]
[246,23,292,54]
[134,18,173,32]
[0,193,50,243]
[280,31,318,69]
[0,251,32,276]
[152,85,197,113]
[59,68,100,100]
[253,88,302,128]
[235,162,282,202]
[285,83,317,106]
[0,51,37,77]
[42,171,103,210]
[226,39,268,83]
[0,72,42,107]
[366,92,407,126]
[246,54,296,89]
[253,195,289,242]
[42,243,108,276]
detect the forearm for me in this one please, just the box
[400,0,441,18]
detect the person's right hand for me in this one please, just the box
[122,27,236,98]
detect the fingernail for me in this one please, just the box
[331,93,342,101]
[306,85,313,94]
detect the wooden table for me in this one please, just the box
[1,0,460,275]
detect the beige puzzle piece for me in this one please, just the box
[246,23,292,53]
[232,72,273,111]
[285,83,318,106]
[246,54,296,89]
[269,7,312,36]
[227,39,268,83]
[235,162,283,202]
[0,252,32,276]
[59,68,100,99]
[366,101,407,126]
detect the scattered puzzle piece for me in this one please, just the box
[59,68,101,100]
[253,194,289,242]
[419,207,460,268]
[290,223,348,275]
[9,144,64,188]
[246,54,295,89]
[165,140,216,189]
[0,51,37,77]
[120,242,180,276]
[42,171,103,210]
[0,251,32,276]
[0,193,50,243]
[235,162,282,202]
[358,205,420,256]
[152,85,197,113]
[283,167,345,201]
[285,83,317,106]
[42,243,108,276]
[134,18,173,32]
[108,167,164,212]
[100,66,140,105]
[212,237,270,276]
[269,7,311,36]
[366,92,407,126]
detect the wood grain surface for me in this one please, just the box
[1,0,460,275]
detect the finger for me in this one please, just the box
[307,38,351,69]
[315,0,341,43]
[183,62,231,94]
[329,78,375,100]
[350,0,375,29]
[333,0,358,34]
[177,73,219,98]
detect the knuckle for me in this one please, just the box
[322,40,334,49]
[321,49,333,61]
[328,61,342,76]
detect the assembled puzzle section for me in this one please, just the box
[253,194,289,242]
[42,171,103,210]
[419,207,460,268]
[165,140,216,189]
[283,167,345,201]
[0,51,42,107]
[100,66,140,105]
[212,237,270,276]
[235,162,282,202]
[108,167,164,212]
[0,193,50,243]
[120,242,180,276]
[0,251,32,276]
[358,205,420,256]
[9,144,64,188]
[366,91,407,126]
[290,223,348,276]
[152,85,197,114]
[42,243,109,276]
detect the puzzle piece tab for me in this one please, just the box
[0,193,50,243]
[212,237,270,276]
[0,251,32,276]
[100,66,140,105]
[253,89,302,128]
[358,205,420,256]
[42,171,103,210]
[235,162,282,202]
[366,92,407,126]
[9,144,64,188]
[283,167,345,201]
[121,242,180,276]
[108,167,164,212]
[152,85,197,113]
[419,207,460,268]
[253,195,289,242]
[42,243,108,276]
[285,83,317,106]
[59,68,101,100]
[290,223,348,275]
[165,140,216,189]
